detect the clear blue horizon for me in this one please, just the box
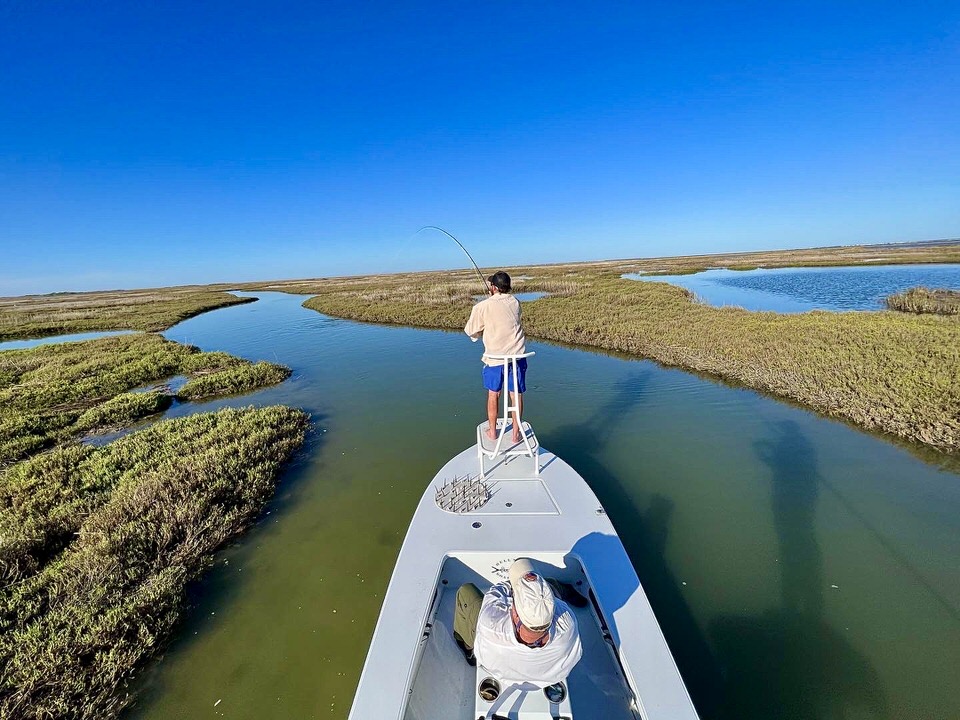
[2,2,958,296]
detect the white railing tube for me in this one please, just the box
[483,351,536,459]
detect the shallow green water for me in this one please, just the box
[121,292,960,720]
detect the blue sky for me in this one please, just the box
[2,2,958,295]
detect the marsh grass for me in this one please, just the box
[885,287,960,315]
[74,391,174,432]
[0,406,308,719]
[0,291,306,717]
[289,243,960,453]
[0,334,290,464]
[513,278,579,297]
[0,288,254,342]
[177,362,292,400]
[418,282,476,305]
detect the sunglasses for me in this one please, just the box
[513,613,549,647]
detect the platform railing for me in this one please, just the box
[478,352,537,476]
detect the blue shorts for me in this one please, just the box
[482,358,527,393]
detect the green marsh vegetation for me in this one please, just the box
[279,241,960,454]
[177,361,292,400]
[0,287,253,342]
[0,406,309,719]
[0,333,292,464]
[885,287,960,315]
[0,322,305,717]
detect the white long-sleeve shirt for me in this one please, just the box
[474,582,582,687]
[464,293,526,367]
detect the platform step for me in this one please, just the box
[477,420,539,458]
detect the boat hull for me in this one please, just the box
[349,443,698,720]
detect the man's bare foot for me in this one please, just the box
[512,431,522,443]
[486,428,498,440]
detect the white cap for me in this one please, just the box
[508,558,555,631]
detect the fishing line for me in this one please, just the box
[416,226,490,296]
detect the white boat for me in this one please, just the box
[349,354,699,720]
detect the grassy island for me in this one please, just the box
[0,287,254,342]
[0,333,291,464]
[886,287,960,315]
[0,406,308,719]
[268,242,960,454]
[0,325,306,718]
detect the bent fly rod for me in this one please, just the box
[416,226,490,296]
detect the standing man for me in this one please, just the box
[464,271,527,443]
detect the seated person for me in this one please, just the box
[454,558,582,687]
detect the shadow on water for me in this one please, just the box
[708,421,886,720]
[535,333,960,478]
[540,369,725,718]
[123,417,329,716]
[764,421,959,623]
[757,422,824,618]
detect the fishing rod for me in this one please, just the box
[416,226,490,296]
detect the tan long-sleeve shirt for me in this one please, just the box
[464,293,527,366]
